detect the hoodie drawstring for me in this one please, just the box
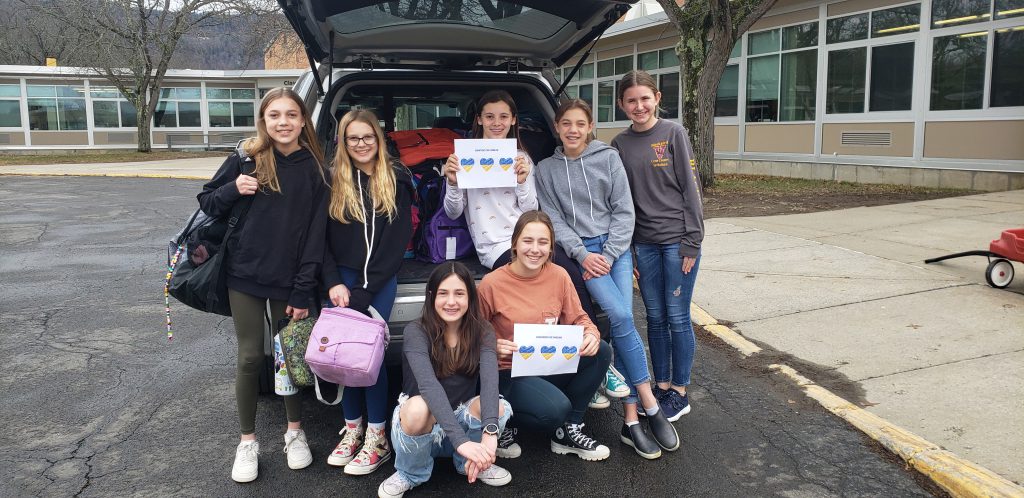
[357,170,375,289]
[563,153,596,228]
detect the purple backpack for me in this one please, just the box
[416,182,474,263]
[305,307,388,388]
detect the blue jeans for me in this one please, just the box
[335,266,398,424]
[391,396,513,486]
[580,235,650,404]
[634,244,700,387]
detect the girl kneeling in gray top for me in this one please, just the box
[378,263,512,497]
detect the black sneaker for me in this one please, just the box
[620,423,661,460]
[550,423,610,461]
[647,410,680,452]
[495,428,521,459]
[662,389,691,422]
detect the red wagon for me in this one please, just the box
[925,229,1024,288]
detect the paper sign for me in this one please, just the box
[454,138,517,189]
[511,323,584,377]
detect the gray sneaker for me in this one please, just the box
[378,471,416,497]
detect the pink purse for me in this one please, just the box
[305,307,389,389]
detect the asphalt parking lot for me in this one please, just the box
[0,176,933,497]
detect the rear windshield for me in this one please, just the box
[327,1,570,40]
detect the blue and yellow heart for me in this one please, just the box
[499,157,514,171]
[518,345,534,360]
[480,158,495,166]
[561,345,578,360]
[461,158,475,166]
[541,345,556,360]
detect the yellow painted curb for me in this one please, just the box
[0,172,207,180]
[693,304,1024,497]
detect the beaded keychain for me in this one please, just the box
[164,244,185,341]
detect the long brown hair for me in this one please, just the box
[241,87,325,192]
[509,210,555,264]
[329,109,398,223]
[419,262,487,378]
[471,90,524,148]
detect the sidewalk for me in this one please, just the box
[697,190,1024,484]
[0,156,223,179]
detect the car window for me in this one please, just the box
[327,1,570,40]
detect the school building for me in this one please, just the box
[1,0,1022,190]
[0,66,302,152]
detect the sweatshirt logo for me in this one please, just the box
[650,140,669,168]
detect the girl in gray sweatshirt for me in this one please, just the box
[536,100,681,460]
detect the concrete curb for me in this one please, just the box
[692,303,1024,498]
[0,172,208,180]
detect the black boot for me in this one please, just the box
[620,423,662,460]
[647,409,680,451]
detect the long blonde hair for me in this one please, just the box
[241,87,324,192]
[330,109,398,223]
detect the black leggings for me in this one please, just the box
[498,340,611,430]
[228,289,302,435]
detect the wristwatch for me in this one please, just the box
[483,423,499,436]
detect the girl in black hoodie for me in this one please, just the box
[197,87,328,483]
[323,109,413,476]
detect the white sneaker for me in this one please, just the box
[589,391,610,409]
[474,464,512,487]
[378,471,416,497]
[231,440,259,483]
[284,430,313,470]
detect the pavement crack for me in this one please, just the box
[853,347,1024,382]
[736,283,975,323]
[704,268,960,282]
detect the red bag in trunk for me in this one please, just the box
[388,128,460,166]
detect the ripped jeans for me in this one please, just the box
[391,394,513,486]
[634,243,700,387]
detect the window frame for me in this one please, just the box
[594,52,635,125]
[153,86,203,129]
[89,86,138,129]
[0,83,23,130]
[25,83,88,131]
[924,14,1024,118]
[206,86,258,128]
[635,46,682,121]
[743,19,821,124]
[823,3,922,122]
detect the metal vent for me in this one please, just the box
[106,132,135,143]
[841,131,892,147]
[0,133,10,145]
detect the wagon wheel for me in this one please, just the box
[985,259,1014,289]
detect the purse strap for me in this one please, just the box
[313,377,344,405]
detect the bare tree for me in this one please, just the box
[0,0,90,66]
[23,0,279,152]
[656,0,777,188]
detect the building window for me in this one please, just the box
[26,85,86,131]
[0,84,21,127]
[595,53,633,122]
[872,4,921,37]
[207,87,257,127]
[154,87,201,128]
[827,13,869,43]
[827,48,867,113]
[716,64,739,117]
[745,21,818,122]
[931,32,987,110]
[563,61,595,109]
[990,28,1024,107]
[996,0,1024,18]
[870,43,916,111]
[932,0,992,27]
[780,50,818,120]
[90,87,138,128]
[659,72,680,118]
